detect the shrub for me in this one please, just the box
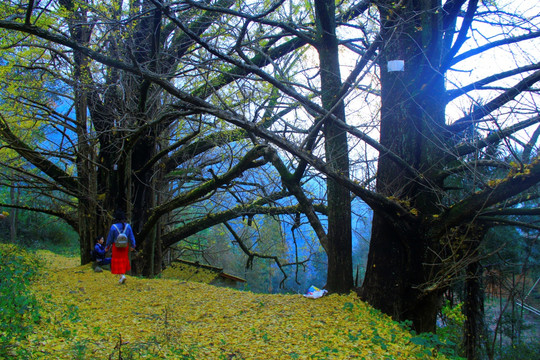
[437,300,466,356]
[500,342,540,360]
[0,244,41,358]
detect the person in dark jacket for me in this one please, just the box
[105,210,136,284]
[93,236,111,266]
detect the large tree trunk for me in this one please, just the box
[126,2,163,276]
[69,2,98,264]
[81,0,164,275]
[363,215,443,332]
[131,133,162,276]
[464,259,485,360]
[361,0,447,332]
[74,56,97,265]
[314,0,353,293]
[462,230,488,360]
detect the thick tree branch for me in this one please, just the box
[447,62,540,101]
[0,202,77,229]
[161,201,327,249]
[161,0,236,77]
[478,216,540,231]
[450,30,540,66]
[448,70,540,132]
[437,156,540,233]
[480,207,540,217]
[264,147,329,250]
[0,114,79,193]
[137,129,200,176]
[523,123,540,162]
[223,221,290,287]
[140,145,269,239]
[25,0,34,25]
[436,160,512,182]
[451,115,540,159]
[441,0,478,72]
[178,0,314,44]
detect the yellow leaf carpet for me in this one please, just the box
[19,250,446,359]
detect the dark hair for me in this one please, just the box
[113,209,127,222]
[95,235,103,243]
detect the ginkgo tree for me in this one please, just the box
[1,0,540,344]
[0,0,324,280]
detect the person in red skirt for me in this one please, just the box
[105,210,136,284]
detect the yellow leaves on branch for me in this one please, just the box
[487,160,535,188]
[388,196,420,217]
[21,250,446,359]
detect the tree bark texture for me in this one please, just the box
[314,0,353,293]
[362,0,447,332]
[70,1,98,264]
[72,0,164,274]
[464,259,486,360]
[118,2,164,276]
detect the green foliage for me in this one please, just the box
[408,332,464,360]
[400,314,465,360]
[0,208,79,254]
[499,341,540,360]
[483,227,528,270]
[499,309,534,341]
[436,301,465,357]
[0,244,41,358]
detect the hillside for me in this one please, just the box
[5,247,448,359]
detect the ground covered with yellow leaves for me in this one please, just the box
[11,248,448,359]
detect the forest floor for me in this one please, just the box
[14,249,448,359]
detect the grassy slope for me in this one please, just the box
[18,250,446,359]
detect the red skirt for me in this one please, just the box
[111,244,130,274]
